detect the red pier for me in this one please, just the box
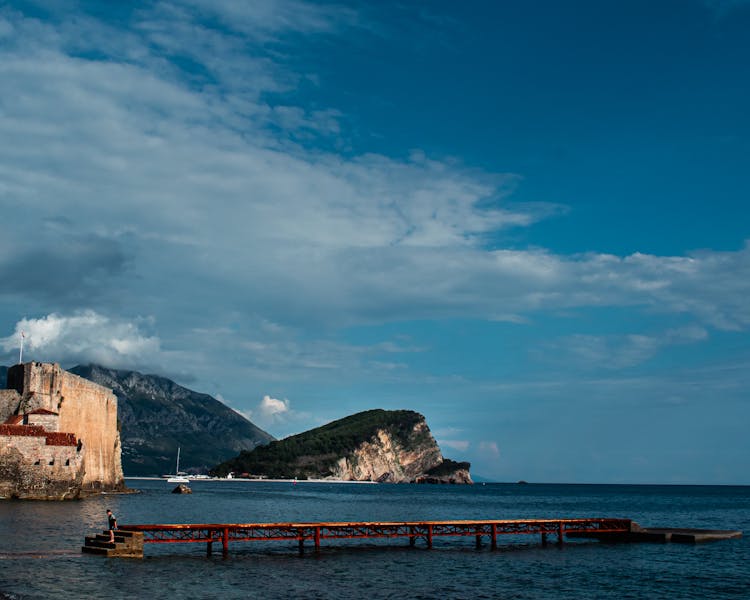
[83,518,635,557]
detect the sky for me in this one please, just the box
[1,0,749,484]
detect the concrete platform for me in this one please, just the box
[568,524,742,544]
[81,530,144,557]
[634,528,743,543]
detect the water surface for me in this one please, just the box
[1,481,747,599]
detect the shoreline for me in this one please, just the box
[124,476,378,484]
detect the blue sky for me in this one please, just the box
[1,0,749,483]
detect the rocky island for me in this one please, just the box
[212,409,472,484]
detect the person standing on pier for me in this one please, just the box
[106,509,118,543]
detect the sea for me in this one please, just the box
[0,480,748,599]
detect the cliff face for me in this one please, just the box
[331,421,444,482]
[70,365,274,476]
[213,409,473,484]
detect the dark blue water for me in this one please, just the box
[1,480,748,599]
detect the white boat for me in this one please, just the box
[166,447,189,483]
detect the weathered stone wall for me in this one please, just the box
[0,389,21,423]
[26,412,59,431]
[5,362,124,492]
[0,433,84,499]
[56,369,123,491]
[7,362,64,414]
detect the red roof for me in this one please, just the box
[0,424,78,446]
[0,424,46,437]
[27,408,59,415]
[3,415,23,425]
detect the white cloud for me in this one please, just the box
[0,311,160,369]
[259,395,290,418]
[216,394,294,429]
[246,394,314,435]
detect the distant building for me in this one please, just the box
[0,362,125,499]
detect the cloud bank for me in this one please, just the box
[1,4,748,345]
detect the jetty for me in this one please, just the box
[80,518,741,558]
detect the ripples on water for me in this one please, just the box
[1,481,748,599]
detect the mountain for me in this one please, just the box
[69,364,274,476]
[212,409,472,484]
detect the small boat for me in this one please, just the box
[166,447,189,483]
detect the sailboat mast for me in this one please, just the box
[176,447,180,474]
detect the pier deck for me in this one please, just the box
[83,518,633,557]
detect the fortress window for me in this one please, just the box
[34,459,40,465]
[65,459,70,466]
[49,458,55,466]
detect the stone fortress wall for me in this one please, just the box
[0,422,84,499]
[1,362,124,498]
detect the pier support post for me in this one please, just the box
[206,541,213,557]
[541,533,548,546]
[557,522,564,546]
[314,527,321,552]
[222,528,229,557]
[491,523,497,550]
[409,526,416,547]
[427,524,433,549]
[475,531,482,549]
